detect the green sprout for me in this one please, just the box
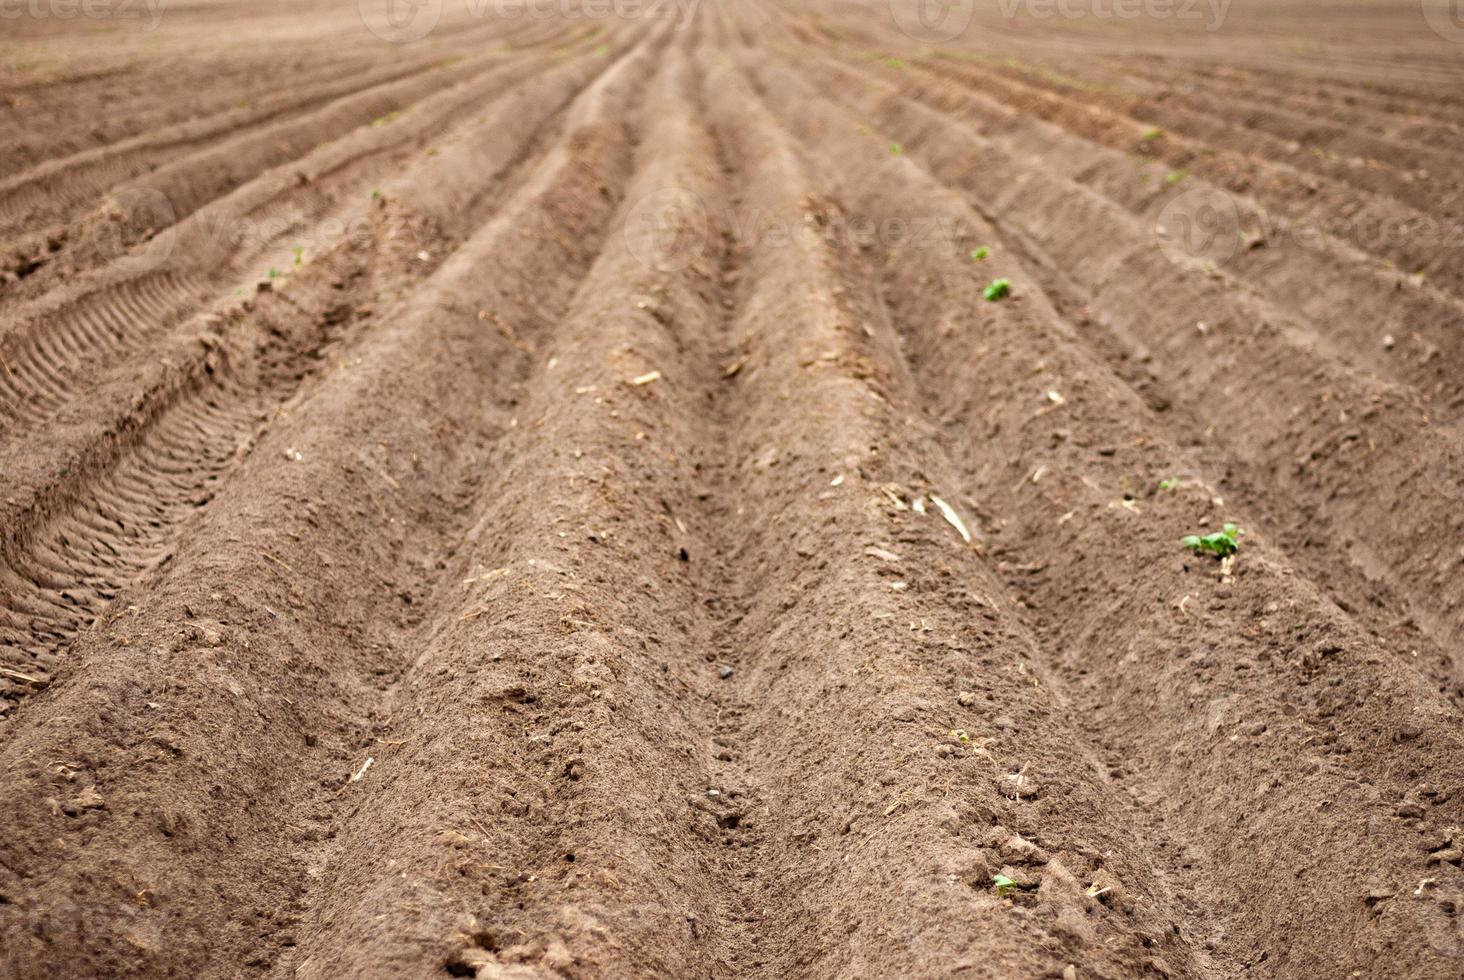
[1165,169,1189,185]
[970,246,990,262]
[370,188,381,201]
[984,278,1012,301]
[1182,523,1243,557]
[293,246,304,267]
[266,268,279,280]
[889,142,903,155]
[1158,477,1178,491]
[993,874,1017,897]
[1142,127,1162,141]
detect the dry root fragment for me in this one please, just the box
[0,667,46,685]
[349,756,374,784]
[930,495,972,544]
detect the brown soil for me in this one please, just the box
[3,1,1464,977]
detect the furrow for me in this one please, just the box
[780,39,1464,694]
[672,18,1210,977]
[0,29,659,980]
[918,50,1464,217]
[0,37,617,440]
[0,39,635,727]
[740,36,1464,977]
[0,30,549,305]
[845,42,1464,303]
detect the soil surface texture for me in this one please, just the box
[3,1,1464,977]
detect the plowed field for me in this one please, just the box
[3,1,1464,977]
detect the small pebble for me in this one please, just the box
[717,665,734,679]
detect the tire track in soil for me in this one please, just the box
[0,29,600,433]
[0,37,640,725]
[4,4,1464,978]
[0,29,661,980]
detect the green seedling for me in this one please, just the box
[984,277,1012,301]
[970,246,990,262]
[1158,477,1179,491]
[370,188,381,201]
[293,246,304,267]
[993,874,1017,898]
[1182,522,1243,557]
[1142,127,1162,141]
[593,44,609,55]
[889,142,903,155]
[266,268,279,280]
[1165,169,1188,185]
[883,56,905,69]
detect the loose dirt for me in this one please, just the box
[3,1,1463,977]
